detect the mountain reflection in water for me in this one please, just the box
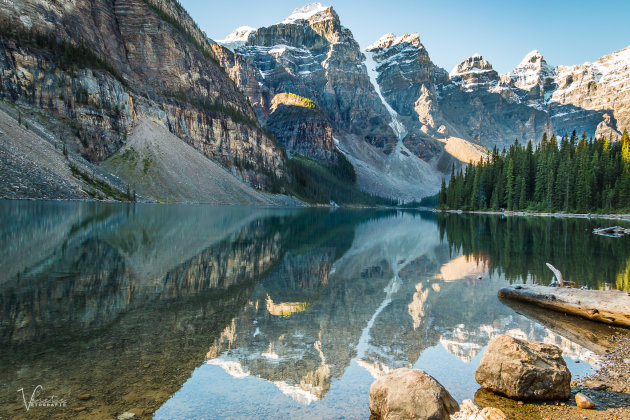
[0,202,627,419]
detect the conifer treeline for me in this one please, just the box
[438,130,630,213]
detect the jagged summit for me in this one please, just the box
[449,54,494,78]
[509,49,554,91]
[366,33,421,51]
[281,3,331,24]
[517,50,544,67]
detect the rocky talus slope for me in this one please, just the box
[102,118,303,205]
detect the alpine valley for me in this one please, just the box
[1,1,629,204]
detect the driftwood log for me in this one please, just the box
[499,298,621,355]
[499,284,630,327]
[546,263,564,286]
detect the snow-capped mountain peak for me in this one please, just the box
[367,32,421,51]
[217,26,256,51]
[218,26,256,43]
[518,49,544,66]
[590,45,630,79]
[219,26,255,44]
[282,3,330,24]
[508,49,555,91]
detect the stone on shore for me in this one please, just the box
[475,335,571,401]
[369,368,459,420]
[575,393,595,409]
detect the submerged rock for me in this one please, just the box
[369,368,459,420]
[475,335,571,401]
[451,400,507,420]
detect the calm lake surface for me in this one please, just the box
[1,201,629,419]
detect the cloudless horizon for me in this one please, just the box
[179,0,630,74]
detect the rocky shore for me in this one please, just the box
[370,326,630,420]
[472,332,630,419]
[435,209,630,222]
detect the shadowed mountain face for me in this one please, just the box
[2,204,630,419]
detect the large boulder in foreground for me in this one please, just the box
[369,368,459,420]
[475,335,571,401]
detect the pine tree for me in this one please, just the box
[518,177,527,209]
[505,158,514,210]
[438,178,446,207]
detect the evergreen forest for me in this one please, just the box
[438,130,630,213]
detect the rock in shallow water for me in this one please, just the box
[451,399,507,420]
[475,335,571,401]
[575,392,595,409]
[369,368,459,420]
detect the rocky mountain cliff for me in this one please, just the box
[367,35,552,153]
[514,47,630,139]
[0,0,287,201]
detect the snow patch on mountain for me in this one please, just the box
[553,46,630,97]
[364,50,407,142]
[219,26,255,43]
[449,54,494,78]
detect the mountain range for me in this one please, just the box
[0,1,628,203]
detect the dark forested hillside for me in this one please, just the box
[438,129,630,213]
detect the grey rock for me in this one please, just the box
[369,368,459,420]
[475,334,571,401]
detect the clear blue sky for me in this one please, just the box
[180,0,630,74]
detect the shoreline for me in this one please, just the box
[434,209,630,222]
[476,330,630,420]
